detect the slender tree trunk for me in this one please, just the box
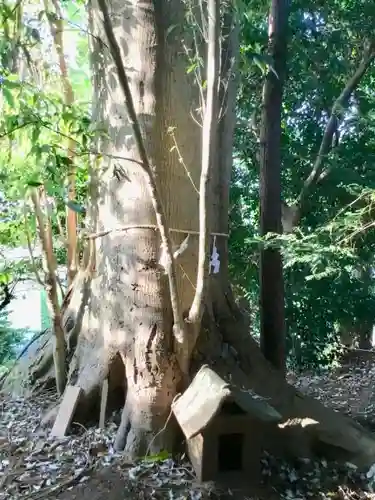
[358,266,374,349]
[259,0,288,374]
[45,0,78,286]
[358,323,372,350]
[30,188,66,395]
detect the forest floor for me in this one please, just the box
[2,353,375,500]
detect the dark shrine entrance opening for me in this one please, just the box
[218,433,244,472]
[220,401,246,415]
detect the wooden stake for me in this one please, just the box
[99,379,109,429]
[50,385,81,438]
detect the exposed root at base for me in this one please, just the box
[114,404,130,451]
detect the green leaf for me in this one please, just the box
[26,179,43,187]
[186,62,198,74]
[3,78,20,89]
[40,144,52,154]
[66,200,86,214]
[55,154,74,168]
[31,126,41,145]
[2,87,14,107]
[166,24,178,40]
[0,272,11,284]
[250,53,279,79]
[143,450,171,462]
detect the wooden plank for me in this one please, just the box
[99,379,109,429]
[50,385,81,438]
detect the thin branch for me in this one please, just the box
[188,0,220,324]
[168,127,199,195]
[0,117,80,145]
[86,224,229,240]
[298,42,375,207]
[29,189,58,287]
[198,0,207,40]
[0,121,36,138]
[56,273,66,299]
[2,0,23,24]
[65,147,147,168]
[1,116,152,172]
[96,0,185,345]
[24,206,45,287]
[182,36,204,110]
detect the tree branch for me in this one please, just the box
[298,42,375,209]
[24,206,45,287]
[44,0,78,286]
[96,0,186,347]
[187,0,220,325]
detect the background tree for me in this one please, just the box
[259,0,288,373]
[233,0,375,369]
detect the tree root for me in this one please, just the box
[114,404,130,451]
[0,329,47,388]
[0,330,55,397]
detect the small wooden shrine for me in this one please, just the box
[172,365,282,482]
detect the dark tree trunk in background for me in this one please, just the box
[259,0,289,374]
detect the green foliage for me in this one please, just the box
[0,75,91,203]
[0,0,91,253]
[231,0,375,369]
[0,261,30,374]
[0,309,24,375]
[0,0,89,359]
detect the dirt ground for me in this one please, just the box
[55,467,153,500]
[56,468,128,500]
[3,352,375,500]
[54,466,281,500]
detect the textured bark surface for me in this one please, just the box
[64,0,204,455]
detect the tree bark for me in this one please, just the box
[44,0,78,287]
[74,0,205,455]
[358,323,372,350]
[30,188,66,396]
[259,0,288,373]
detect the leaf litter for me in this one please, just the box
[0,390,217,500]
[288,353,375,429]
[2,356,375,499]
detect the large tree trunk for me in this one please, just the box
[4,0,375,471]
[69,0,205,456]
